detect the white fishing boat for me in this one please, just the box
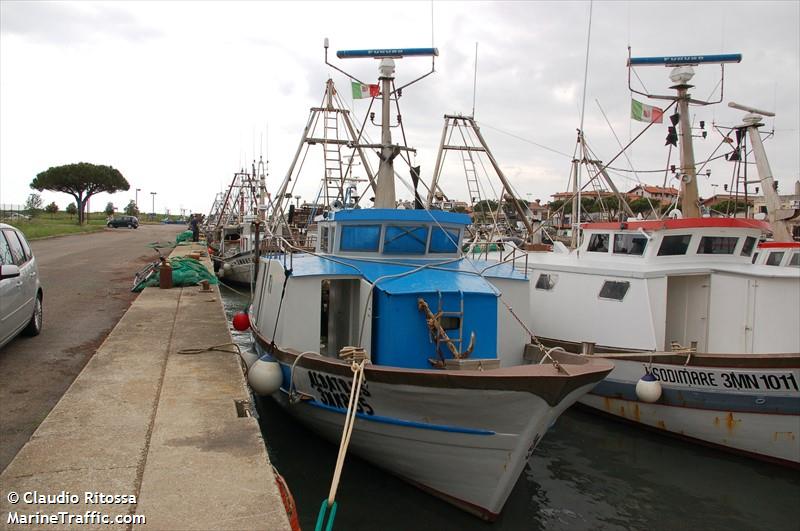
[246,43,613,520]
[522,54,800,467]
[207,159,269,286]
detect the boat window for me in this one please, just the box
[657,234,692,256]
[429,227,460,253]
[599,280,630,301]
[340,225,381,252]
[613,233,648,256]
[740,236,757,256]
[384,225,429,254]
[752,252,759,264]
[440,316,460,330]
[788,253,800,267]
[535,273,558,291]
[320,226,329,252]
[697,236,738,255]
[587,233,610,252]
[766,251,784,266]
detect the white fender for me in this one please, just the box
[635,372,663,403]
[247,358,283,396]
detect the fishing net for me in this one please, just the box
[132,256,218,292]
[175,230,194,244]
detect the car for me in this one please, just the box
[0,212,31,222]
[0,223,43,349]
[107,216,139,229]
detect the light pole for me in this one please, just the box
[135,188,141,208]
[150,192,157,220]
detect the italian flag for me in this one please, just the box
[631,99,664,123]
[352,81,380,99]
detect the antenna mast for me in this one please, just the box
[326,40,438,209]
[627,52,741,217]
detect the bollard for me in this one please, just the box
[159,259,173,289]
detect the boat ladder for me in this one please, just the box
[323,110,345,207]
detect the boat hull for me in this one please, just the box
[218,250,255,285]
[579,356,800,466]
[252,339,611,518]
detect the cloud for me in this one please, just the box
[0,1,160,45]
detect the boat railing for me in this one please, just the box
[501,245,529,278]
[260,236,294,271]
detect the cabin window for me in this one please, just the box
[697,236,738,255]
[613,233,648,256]
[587,233,610,252]
[752,252,759,264]
[428,227,460,253]
[658,234,692,256]
[384,225,429,254]
[535,273,558,291]
[599,280,630,301]
[766,252,784,266]
[740,236,757,256]
[440,316,461,330]
[340,225,381,252]
[320,226,330,252]
[788,253,799,267]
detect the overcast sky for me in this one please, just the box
[1,1,798,215]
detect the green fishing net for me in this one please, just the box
[132,256,218,292]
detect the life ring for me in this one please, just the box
[273,466,301,531]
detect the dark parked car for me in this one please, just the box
[107,216,139,229]
[1,223,43,349]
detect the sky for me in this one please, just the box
[1,1,798,216]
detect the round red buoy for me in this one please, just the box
[232,311,250,331]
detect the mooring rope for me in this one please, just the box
[315,358,367,531]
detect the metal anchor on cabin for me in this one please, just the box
[417,298,475,368]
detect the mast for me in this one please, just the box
[326,42,438,210]
[374,59,397,208]
[729,102,797,241]
[671,66,701,217]
[627,52,742,218]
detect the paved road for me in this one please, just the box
[0,224,186,472]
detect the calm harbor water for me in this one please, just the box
[222,286,800,531]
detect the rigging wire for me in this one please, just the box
[593,98,658,216]
[477,122,573,158]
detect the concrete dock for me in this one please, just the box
[0,243,291,530]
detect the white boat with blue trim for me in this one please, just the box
[245,43,613,520]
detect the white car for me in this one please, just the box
[0,223,43,349]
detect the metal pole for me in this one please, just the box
[340,109,377,193]
[676,85,700,217]
[374,59,396,208]
[469,118,536,240]
[270,110,317,233]
[744,117,793,241]
[427,115,451,207]
[570,158,580,248]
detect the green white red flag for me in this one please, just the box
[631,99,664,123]
[352,81,380,99]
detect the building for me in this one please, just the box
[626,185,679,204]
